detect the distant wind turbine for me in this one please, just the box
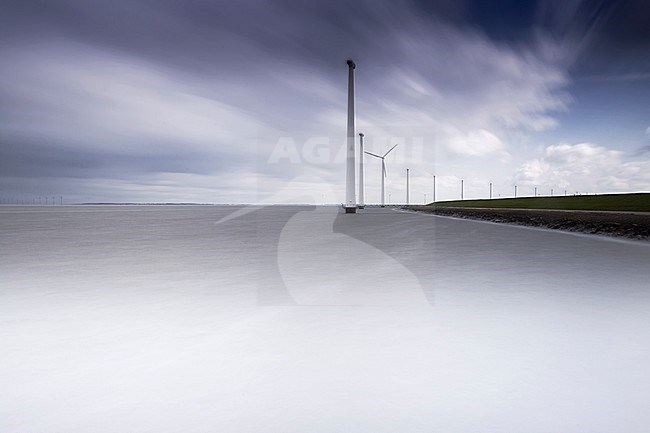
[364,144,398,207]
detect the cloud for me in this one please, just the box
[441,128,509,159]
[0,42,266,179]
[533,0,612,66]
[329,18,572,172]
[1,43,260,148]
[515,142,650,193]
[0,1,584,202]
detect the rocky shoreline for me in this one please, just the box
[404,206,650,241]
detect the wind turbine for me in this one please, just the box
[344,59,357,213]
[365,144,398,207]
[358,133,365,209]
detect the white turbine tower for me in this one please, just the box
[365,144,398,207]
[406,168,410,205]
[358,132,365,209]
[344,59,357,213]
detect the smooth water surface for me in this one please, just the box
[1,205,649,432]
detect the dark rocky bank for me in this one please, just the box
[404,206,650,241]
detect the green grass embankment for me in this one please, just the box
[430,193,650,212]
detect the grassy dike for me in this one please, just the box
[404,193,650,240]
[426,192,650,212]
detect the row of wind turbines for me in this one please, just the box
[345,58,408,212]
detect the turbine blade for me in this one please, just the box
[364,151,382,158]
[383,143,399,158]
[382,161,387,178]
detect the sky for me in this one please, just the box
[1,0,649,204]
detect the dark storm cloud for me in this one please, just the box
[3,0,418,76]
[591,0,650,52]
[4,0,613,82]
[542,0,650,76]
